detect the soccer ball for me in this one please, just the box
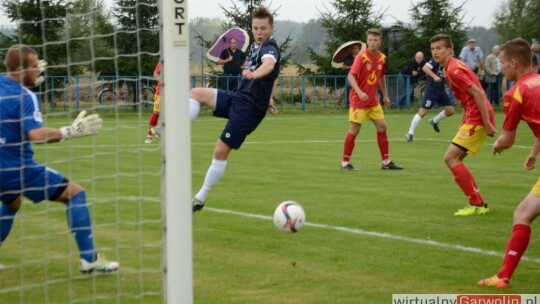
[273,201,305,233]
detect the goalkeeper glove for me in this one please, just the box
[60,111,103,140]
[34,60,47,87]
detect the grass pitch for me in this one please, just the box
[0,108,539,303]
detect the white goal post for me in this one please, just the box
[160,0,193,303]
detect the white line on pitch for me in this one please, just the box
[206,207,540,264]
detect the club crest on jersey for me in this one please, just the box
[377,64,383,70]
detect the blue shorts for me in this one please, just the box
[213,89,266,150]
[422,89,453,109]
[0,164,68,204]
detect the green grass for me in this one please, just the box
[1,109,539,303]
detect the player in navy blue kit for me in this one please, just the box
[406,57,455,142]
[189,6,280,212]
[0,44,118,273]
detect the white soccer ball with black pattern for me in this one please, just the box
[273,201,305,233]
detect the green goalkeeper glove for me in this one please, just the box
[34,60,47,87]
[60,111,103,140]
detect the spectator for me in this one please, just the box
[484,45,502,105]
[532,39,540,74]
[342,44,361,107]
[218,37,246,91]
[459,38,484,75]
[397,51,425,108]
[533,52,539,73]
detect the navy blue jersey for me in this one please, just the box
[0,76,43,169]
[424,58,446,94]
[234,38,280,113]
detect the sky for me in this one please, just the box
[188,0,505,28]
[0,0,504,28]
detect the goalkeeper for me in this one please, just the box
[0,44,119,273]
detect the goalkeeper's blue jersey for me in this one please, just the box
[0,76,43,169]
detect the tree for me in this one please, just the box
[0,0,78,75]
[65,0,115,75]
[298,0,384,76]
[112,0,159,77]
[394,0,468,74]
[493,0,540,44]
[296,19,325,62]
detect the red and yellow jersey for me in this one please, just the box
[154,61,161,97]
[502,72,540,138]
[349,49,387,109]
[445,57,494,125]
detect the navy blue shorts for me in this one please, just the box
[421,89,453,109]
[213,89,266,150]
[0,164,68,204]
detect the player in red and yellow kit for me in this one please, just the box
[145,60,161,144]
[340,28,403,171]
[430,34,496,216]
[479,38,540,289]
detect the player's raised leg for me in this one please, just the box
[189,87,217,123]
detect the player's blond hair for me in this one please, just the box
[366,28,382,38]
[430,34,453,50]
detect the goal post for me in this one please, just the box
[160,1,193,303]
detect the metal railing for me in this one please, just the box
[35,74,506,113]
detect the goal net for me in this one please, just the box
[0,0,191,303]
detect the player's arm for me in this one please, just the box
[524,138,540,170]
[466,84,496,136]
[493,129,516,155]
[28,127,63,144]
[267,79,279,115]
[347,72,366,101]
[243,56,275,80]
[29,111,103,144]
[378,75,390,107]
[422,64,441,83]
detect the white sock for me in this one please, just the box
[189,98,200,123]
[194,159,227,202]
[432,111,447,124]
[408,114,422,135]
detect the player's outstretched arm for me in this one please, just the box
[29,111,103,144]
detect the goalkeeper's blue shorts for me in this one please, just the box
[0,163,68,204]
